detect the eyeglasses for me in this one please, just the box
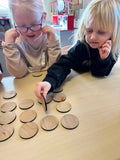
[15,23,42,33]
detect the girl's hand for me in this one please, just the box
[34,81,51,99]
[5,28,20,44]
[98,40,112,60]
[42,25,56,41]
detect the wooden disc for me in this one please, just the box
[46,92,54,103]
[0,112,16,125]
[41,94,47,112]
[19,99,34,110]
[3,90,17,99]
[61,114,79,130]
[19,122,38,139]
[19,110,37,123]
[38,92,54,104]
[56,101,72,113]
[0,101,17,113]
[0,124,14,142]
[53,86,63,93]
[40,115,59,131]
[53,93,66,102]
[32,72,43,77]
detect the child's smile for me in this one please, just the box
[13,7,43,43]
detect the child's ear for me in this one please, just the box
[42,12,47,23]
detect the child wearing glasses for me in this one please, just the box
[2,0,61,78]
[35,0,120,99]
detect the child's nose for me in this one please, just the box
[91,32,96,40]
[27,28,33,33]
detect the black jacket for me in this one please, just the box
[0,64,3,72]
[43,40,116,90]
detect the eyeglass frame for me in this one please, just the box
[15,15,43,33]
[15,23,43,33]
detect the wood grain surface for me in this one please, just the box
[19,122,38,139]
[56,101,72,113]
[61,114,79,129]
[0,58,120,160]
[18,99,34,110]
[19,110,37,123]
[0,101,17,112]
[3,90,17,99]
[40,115,59,131]
[53,92,66,102]
[0,124,14,142]
[0,112,16,125]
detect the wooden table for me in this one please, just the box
[0,58,120,160]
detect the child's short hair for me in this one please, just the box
[76,0,120,59]
[8,0,45,28]
[8,0,45,13]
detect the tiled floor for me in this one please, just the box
[55,29,76,47]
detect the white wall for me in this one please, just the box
[83,0,90,8]
[0,9,9,18]
[0,0,9,18]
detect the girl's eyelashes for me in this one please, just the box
[87,30,93,33]
[97,31,105,35]
[86,29,106,35]
[86,29,93,33]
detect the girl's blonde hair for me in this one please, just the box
[8,0,45,12]
[76,0,120,60]
[8,0,45,27]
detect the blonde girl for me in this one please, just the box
[2,0,61,78]
[34,0,120,99]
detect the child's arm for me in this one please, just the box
[91,40,116,76]
[98,40,111,60]
[35,81,51,99]
[34,41,88,99]
[5,28,19,44]
[2,29,29,78]
[42,25,56,41]
[34,54,72,99]
[42,25,61,67]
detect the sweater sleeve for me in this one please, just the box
[2,42,28,78]
[90,50,116,77]
[46,40,61,67]
[43,41,88,90]
[0,63,3,72]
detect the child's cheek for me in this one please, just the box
[85,34,89,43]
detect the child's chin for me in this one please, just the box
[90,45,98,49]
[28,37,36,42]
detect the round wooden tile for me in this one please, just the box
[19,110,37,123]
[53,86,63,93]
[38,92,54,104]
[19,122,38,139]
[53,93,66,102]
[0,101,17,113]
[61,114,79,130]
[3,90,17,99]
[40,115,59,131]
[56,101,72,113]
[19,99,34,110]
[0,124,14,142]
[0,112,16,125]
[32,72,43,77]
